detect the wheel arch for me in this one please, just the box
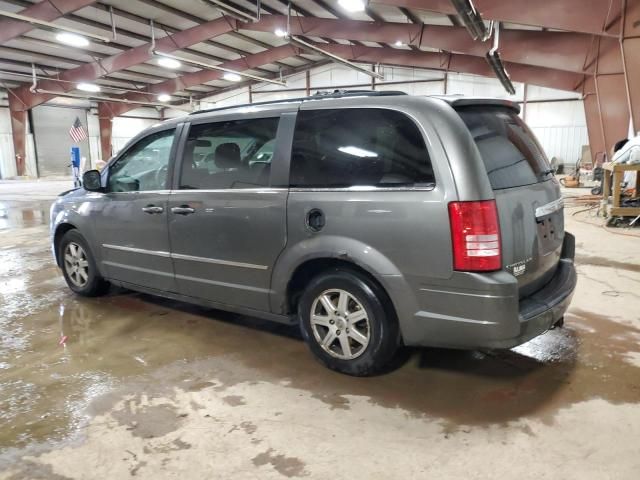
[271,236,404,318]
[53,222,78,267]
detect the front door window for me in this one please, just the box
[108,129,176,192]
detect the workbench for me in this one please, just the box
[602,162,640,217]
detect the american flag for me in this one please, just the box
[69,117,88,143]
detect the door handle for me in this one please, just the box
[142,205,164,214]
[171,205,196,215]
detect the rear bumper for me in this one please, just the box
[481,257,576,348]
[394,233,577,349]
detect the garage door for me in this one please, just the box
[32,106,91,177]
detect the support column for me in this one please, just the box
[592,33,630,156]
[8,93,27,177]
[621,0,640,133]
[582,76,606,163]
[305,70,310,96]
[97,103,113,162]
[594,72,629,155]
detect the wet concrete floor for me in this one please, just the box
[1,191,639,479]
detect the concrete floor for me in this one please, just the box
[1,180,639,479]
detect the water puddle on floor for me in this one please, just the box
[0,201,50,231]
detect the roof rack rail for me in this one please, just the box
[189,89,407,116]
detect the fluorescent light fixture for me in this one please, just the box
[153,51,287,87]
[485,22,516,95]
[0,10,111,43]
[223,72,242,82]
[56,32,89,47]
[157,57,181,69]
[205,0,260,22]
[77,83,101,92]
[158,94,171,102]
[338,146,378,158]
[30,88,190,110]
[450,0,491,41]
[286,36,384,80]
[338,0,366,12]
[274,28,288,38]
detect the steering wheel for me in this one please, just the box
[155,164,169,188]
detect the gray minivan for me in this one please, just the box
[51,91,576,376]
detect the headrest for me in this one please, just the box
[215,143,241,169]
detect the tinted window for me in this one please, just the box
[180,118,279,189]
[108,129,175,192]
[457,106,551,190]
[290,109,434,188]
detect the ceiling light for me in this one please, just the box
[0,11,111,43]
[450,0,491,41]
[338,0,366,12]
[153,51,287,87]
[157,57,181,69]
[56,32,89,47]
[395,40,405,47]
[206,0,260,23]
[77,83,101,92]
[274,28,288,38]
[158,94,171,102]
[485,22,515,95]
[223,72,242,82]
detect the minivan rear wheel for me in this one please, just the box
[298,269,399,376]
[59,230,109,297]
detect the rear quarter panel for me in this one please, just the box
[270,97,466,328]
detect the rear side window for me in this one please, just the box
[180,117,279,189]
[290,108,434,188]
[456,106,551,190]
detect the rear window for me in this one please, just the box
[456,106,551,190]
[290,108,434,188]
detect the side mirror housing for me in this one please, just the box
[82,170,103,192]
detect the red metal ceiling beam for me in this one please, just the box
[8,16,237,111]
[242,15,622,75]
[102,41,586,121]
[0,0,96,44]
[99,44,300,117]
[370,0,623,36]
[315,44,585,92]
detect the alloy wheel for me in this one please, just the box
[309,289,371,360]
[64,242,89,288]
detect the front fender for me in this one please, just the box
[50,194,102,273]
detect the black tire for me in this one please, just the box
[59,230,109,297]
[298,269,400,376]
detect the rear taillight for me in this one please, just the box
[448,200,501,272]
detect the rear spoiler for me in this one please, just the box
[431,96,521,114]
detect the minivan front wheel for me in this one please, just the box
[298,270,399,376]
[59,230,109,296]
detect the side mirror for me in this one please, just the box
[82,170,102,192]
